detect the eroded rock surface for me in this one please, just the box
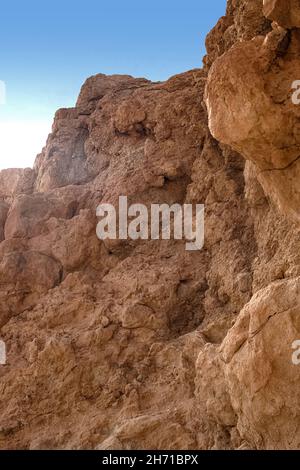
[263,0,300,29]
[0,0,300,450]
[221,277,300,449]
[206,8,300,222]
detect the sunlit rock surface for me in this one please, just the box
[0,0,300,450]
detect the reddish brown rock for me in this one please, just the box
[0,0,300,451]
[263,0,300,28]
[0,250,62,327]
[0,202,9,241]
[221,278,300,449]
[205,23,300,222]
[0,168,35,199]
[5,193,77,239]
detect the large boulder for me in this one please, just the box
[263,0,300,28]
[221,277,300,449]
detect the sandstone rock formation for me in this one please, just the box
[0,0,300,450]
[263,0,300,28]
[206,20,300,223]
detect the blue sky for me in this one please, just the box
[0,0,226,168]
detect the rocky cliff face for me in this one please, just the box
[0,0,299,450]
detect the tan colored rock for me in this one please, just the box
[0,168,35,199]
[205,24,300,222]
[221,277,300,449]
[0,68,256,450]
[0,0,300,451]
[0,250,62,327]
[263,0,300,28]
[34,108,92,191]
[76,74,150,112]
[196,343,236,428]
[5,193,77,239]
[204,0,271,70]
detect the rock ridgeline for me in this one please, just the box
[0,0,299,450]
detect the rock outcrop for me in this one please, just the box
[206,19,300,223]
[0,0,300,450]
[263,0,300,29]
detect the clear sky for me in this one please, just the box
[0,0,226,169]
